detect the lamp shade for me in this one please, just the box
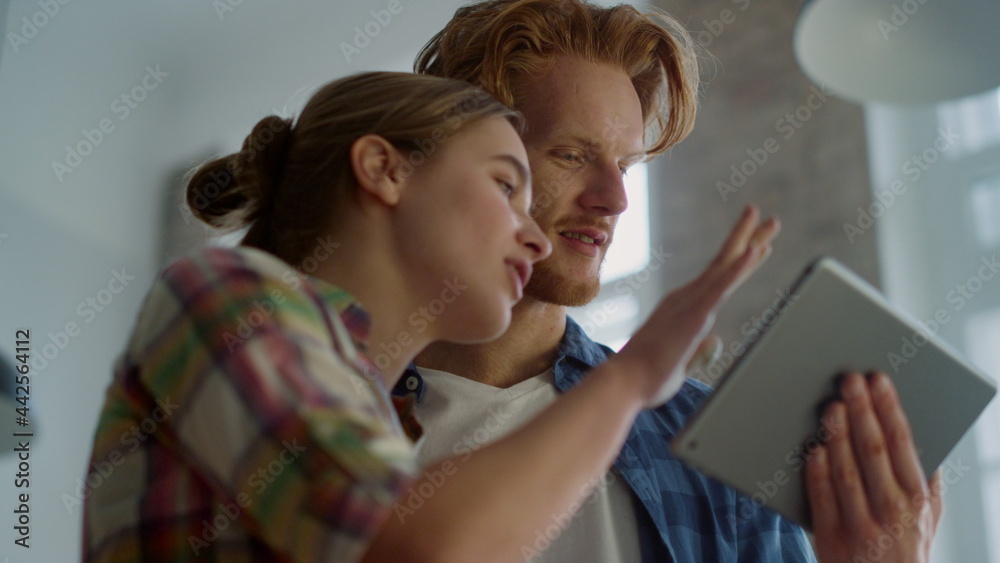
[794,0,1000,104]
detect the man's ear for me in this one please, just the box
[349,134,409,206]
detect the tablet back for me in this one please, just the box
[670,257,997,529]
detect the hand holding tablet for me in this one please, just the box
[806,371,943,563]
[671,257,996,533]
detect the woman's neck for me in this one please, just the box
[307,225,429,389]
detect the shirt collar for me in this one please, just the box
[391,314,614,400]
[551,315,615,391]
[309,273,427,442]
[310,277,374,357]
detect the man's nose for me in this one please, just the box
[577,164,628,216]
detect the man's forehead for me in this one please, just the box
[516,59,645,155]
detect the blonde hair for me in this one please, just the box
[415,0,699,156]
[186,72,523,266]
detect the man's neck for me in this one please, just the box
[414,297,567,388]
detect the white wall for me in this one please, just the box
[0,1,467,560]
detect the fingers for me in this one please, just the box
[866,372,927,496]
[806,445,840,534]
[823,401,875,532]
[707,205,780,283]
[713,204,761,266]
[841,373,914,522]
[750,216,781,249]
[809,374,938,562]
[927,470,944,531]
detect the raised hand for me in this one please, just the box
[807,372,943,563]
[614,204,779,407]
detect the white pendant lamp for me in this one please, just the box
[794,0,1000,104]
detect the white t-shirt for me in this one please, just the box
[413,366,643,562]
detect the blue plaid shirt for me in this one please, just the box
[394,316,816,561]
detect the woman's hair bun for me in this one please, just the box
[185,115,293,230]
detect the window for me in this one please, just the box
[970,174,1000,248]
[568,162,651,350]
[868,85,1000,563]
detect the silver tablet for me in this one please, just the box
[670,256,997,530]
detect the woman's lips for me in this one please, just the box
[507,265,523,300]
[505,258,531,300]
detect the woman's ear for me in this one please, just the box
[349,134,409,206]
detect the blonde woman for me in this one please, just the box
[82,71,773,562]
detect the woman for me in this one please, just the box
[82,71,774,561]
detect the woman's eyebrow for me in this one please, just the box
[490,153,531,186]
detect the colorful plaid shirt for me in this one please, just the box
[83,245,422,562]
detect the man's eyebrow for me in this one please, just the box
[490,154,531,187]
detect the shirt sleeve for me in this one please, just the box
[126,247,415,561]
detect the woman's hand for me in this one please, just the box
[807,372,943,563]
[613,204,779,407]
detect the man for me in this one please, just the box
[393,0,941,561]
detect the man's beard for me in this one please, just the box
[524,256,602,307]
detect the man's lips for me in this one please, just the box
[558,228,609,257]
[560,227,609,245]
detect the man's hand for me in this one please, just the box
[615,204,779,408]
[807,372,944,563]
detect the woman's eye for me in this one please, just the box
[619,166,629,177]
[498,179,514,197]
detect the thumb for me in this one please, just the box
[686,334,723,374]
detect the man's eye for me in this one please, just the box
[619,166,629,177]
[560,152,582,163]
